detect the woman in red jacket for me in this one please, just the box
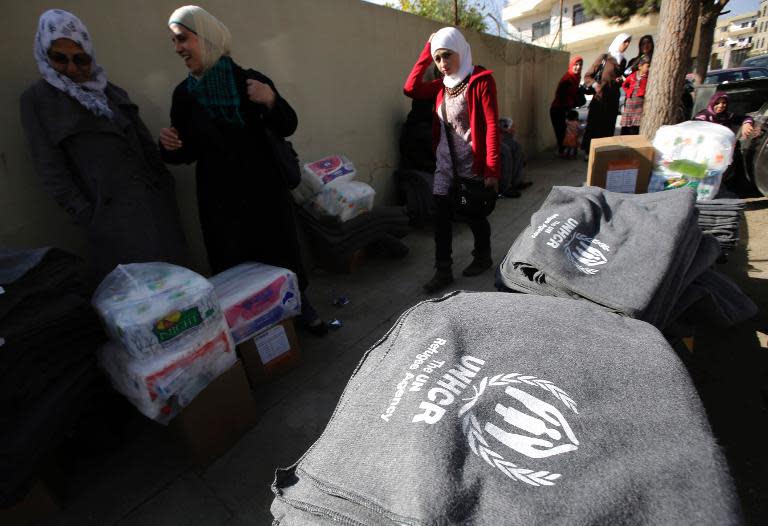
[404,27,500,293]
[550,55,585,156]
[620,54,650,135]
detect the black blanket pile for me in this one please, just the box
[297,205,410,266]
[695,198,745,252]
[496,186,756,330]
[0,247,106,507]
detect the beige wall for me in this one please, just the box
[0,0,567,273]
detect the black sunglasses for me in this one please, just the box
[48,51,92,67]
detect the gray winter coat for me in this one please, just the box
[19,80,188,281]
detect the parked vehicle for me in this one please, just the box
[703,67,768,85]
[692,78,768,196]
[741,54,768,68]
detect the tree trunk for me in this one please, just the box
[693,0,728,85]
[640,0,700,139]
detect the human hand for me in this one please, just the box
[742,122,760,139]
[246,79,276,108]
[485,178,499,193]
[159,127,182,151]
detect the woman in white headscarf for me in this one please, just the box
[404,27,500,293]
[159,6,327,335]
[19,9,188,282]
[581,33,632,155]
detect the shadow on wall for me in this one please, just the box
[1,0,568,273]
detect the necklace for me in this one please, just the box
[445,79,468,98]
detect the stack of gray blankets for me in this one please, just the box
[695,198,745,252]
[271,292,742,525]
[495,186,756,330]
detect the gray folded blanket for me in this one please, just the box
[271,292,742,526]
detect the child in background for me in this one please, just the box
[562,110,580,159]
[621,54,650,135]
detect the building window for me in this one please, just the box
[572,4,595,26]
[532,18,551,40]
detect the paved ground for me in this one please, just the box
[36,156,768,525]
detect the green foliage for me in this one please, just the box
[386,0,488,32]
[581,0,661,25]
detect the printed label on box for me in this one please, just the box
[605,161,639,193]
[253,324,291,365]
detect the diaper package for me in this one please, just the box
[92,263,224,359]
[309,181,375,222]
[98,324,236,424]
[301,155,357,194]
[210,263,301,345]
[649,121,736,200]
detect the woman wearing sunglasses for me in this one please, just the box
[19,9,188,282]
[159,6,326,335]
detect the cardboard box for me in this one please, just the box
[587,135,654,193]
[237,318,302,387]
[170,360,257,465]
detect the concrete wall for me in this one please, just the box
[1,0,567,273]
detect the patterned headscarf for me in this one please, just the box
[430,27,474,89]
[34,9,112,119]
[704,92,732,124]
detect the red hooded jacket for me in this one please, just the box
[551,55,584,110]
[622,71,648,99]
[403,41,500,180]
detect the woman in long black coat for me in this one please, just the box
[20,9,188,283]
[159,5,326,334]
[581,33,632,155]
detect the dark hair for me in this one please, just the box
[637,54,651,66]
[566,110,579,121]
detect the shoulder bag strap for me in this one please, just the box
[440,92,461,187]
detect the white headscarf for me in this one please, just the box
[608,33,632,64]
[34,9,112,118]
[168,5,231,76]
[430,27,474,88]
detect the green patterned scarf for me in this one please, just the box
[187,55,244,126]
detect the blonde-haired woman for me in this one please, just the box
[159,6,326,335]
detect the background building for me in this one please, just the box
[502,0,658,72]
[751,0,768,56]
[711,10,759,68]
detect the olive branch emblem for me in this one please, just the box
[458,374,578,487]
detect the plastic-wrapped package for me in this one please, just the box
[309,181,376,222]
[209,263,301,344]
[653,121,736,171]
[98,324,236,424]
[650,121,736,200]
[92,263,224,359]
[301,155,357,194]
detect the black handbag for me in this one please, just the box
[265,128,302,190]
[441,96,496,217]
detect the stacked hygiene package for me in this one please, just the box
[93,263,235,423]
[310,181,376,222]
[649,120,736,200]
[210,263,301,345]
[302,155,357,195]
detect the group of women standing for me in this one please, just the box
[20,7,326,334]
[549,33,655,156]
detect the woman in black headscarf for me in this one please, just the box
[624,34,654,75]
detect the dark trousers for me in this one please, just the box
[621,126,640,135]
[433,194,491,263]
[550,107,567,152]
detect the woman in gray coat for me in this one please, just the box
[20,9,188,282]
